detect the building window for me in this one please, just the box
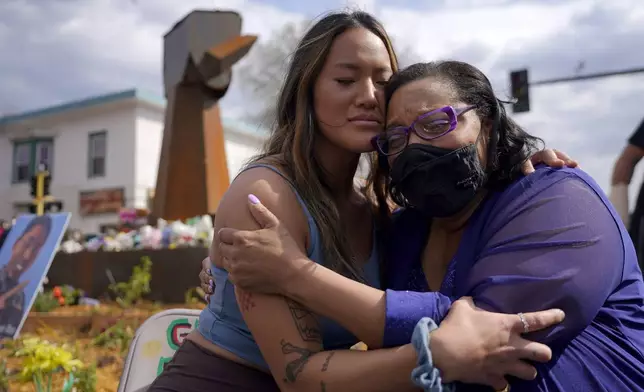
[36,141,53,170]
[88,131,107,178]
[13,143,31,183]
[12,139,54,183]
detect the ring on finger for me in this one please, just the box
[517,312,530,333]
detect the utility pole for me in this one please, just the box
[509,66,644,113]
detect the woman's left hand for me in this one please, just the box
[216,194,307,294]
[522,148,579,175]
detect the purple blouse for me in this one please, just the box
[383,166,644,391]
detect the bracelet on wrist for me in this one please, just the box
[410,317,455,392]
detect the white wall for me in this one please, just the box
[134,106,164,210]
[0,136,13,220]
[59,107,137,232]
[0,105,138,232]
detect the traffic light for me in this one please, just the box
[510,69,530,113]
[30,176,38,197]
[28,201,63,214]
[43,175,51,197]
[45,201,63,213]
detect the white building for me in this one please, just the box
[0,89,267,233]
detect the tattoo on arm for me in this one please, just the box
[285,298,322,343]
[281,339,315,383]
[238,289,256,312]
[321,352,335,372]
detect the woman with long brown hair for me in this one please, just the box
[153,11,575,392]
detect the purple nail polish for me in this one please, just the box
[206,268,211,275]
[248,194,260,204]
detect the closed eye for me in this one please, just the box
[335,79,355,86]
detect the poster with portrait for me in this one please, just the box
[0,213,71,340]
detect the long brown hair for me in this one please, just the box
[248,11,398,281]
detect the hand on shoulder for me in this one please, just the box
[210,165,309,266]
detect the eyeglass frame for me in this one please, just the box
[371,105,478,156]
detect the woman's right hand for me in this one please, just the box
[430,297,565,390]
[199,257,214,303]
[215,194,310,295]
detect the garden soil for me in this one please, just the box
[1,302,204,392]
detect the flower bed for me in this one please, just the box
[0,256,210,391]
[2,302,205,392]
[2,329,129,392]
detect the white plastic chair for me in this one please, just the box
[117,308,201,392]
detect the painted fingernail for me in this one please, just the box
[204,294,209,303]
[206,268,211,275]
[248,194,260,204]
[209,279,214,286]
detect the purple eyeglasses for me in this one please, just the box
[371,105,477,156]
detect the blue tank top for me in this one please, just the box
[198,164,381,369]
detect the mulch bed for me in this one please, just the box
[2,302,204,392]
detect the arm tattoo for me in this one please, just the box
[281,339,315,383]
[285,298,322,343]
[238,289,256,312]
[321,352,335,372]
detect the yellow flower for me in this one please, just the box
[14,337,82,381]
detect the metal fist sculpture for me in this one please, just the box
[153,10,256,220]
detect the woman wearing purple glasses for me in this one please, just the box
[211,60,644,391]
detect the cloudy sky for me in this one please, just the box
[1,0,644,203]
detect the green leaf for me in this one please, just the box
[62,373,75,392]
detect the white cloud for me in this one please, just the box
[0,0,303,112]
[342,0,378,13]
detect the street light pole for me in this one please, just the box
[531,66,644,86]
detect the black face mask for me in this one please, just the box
[389,143,486,218]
